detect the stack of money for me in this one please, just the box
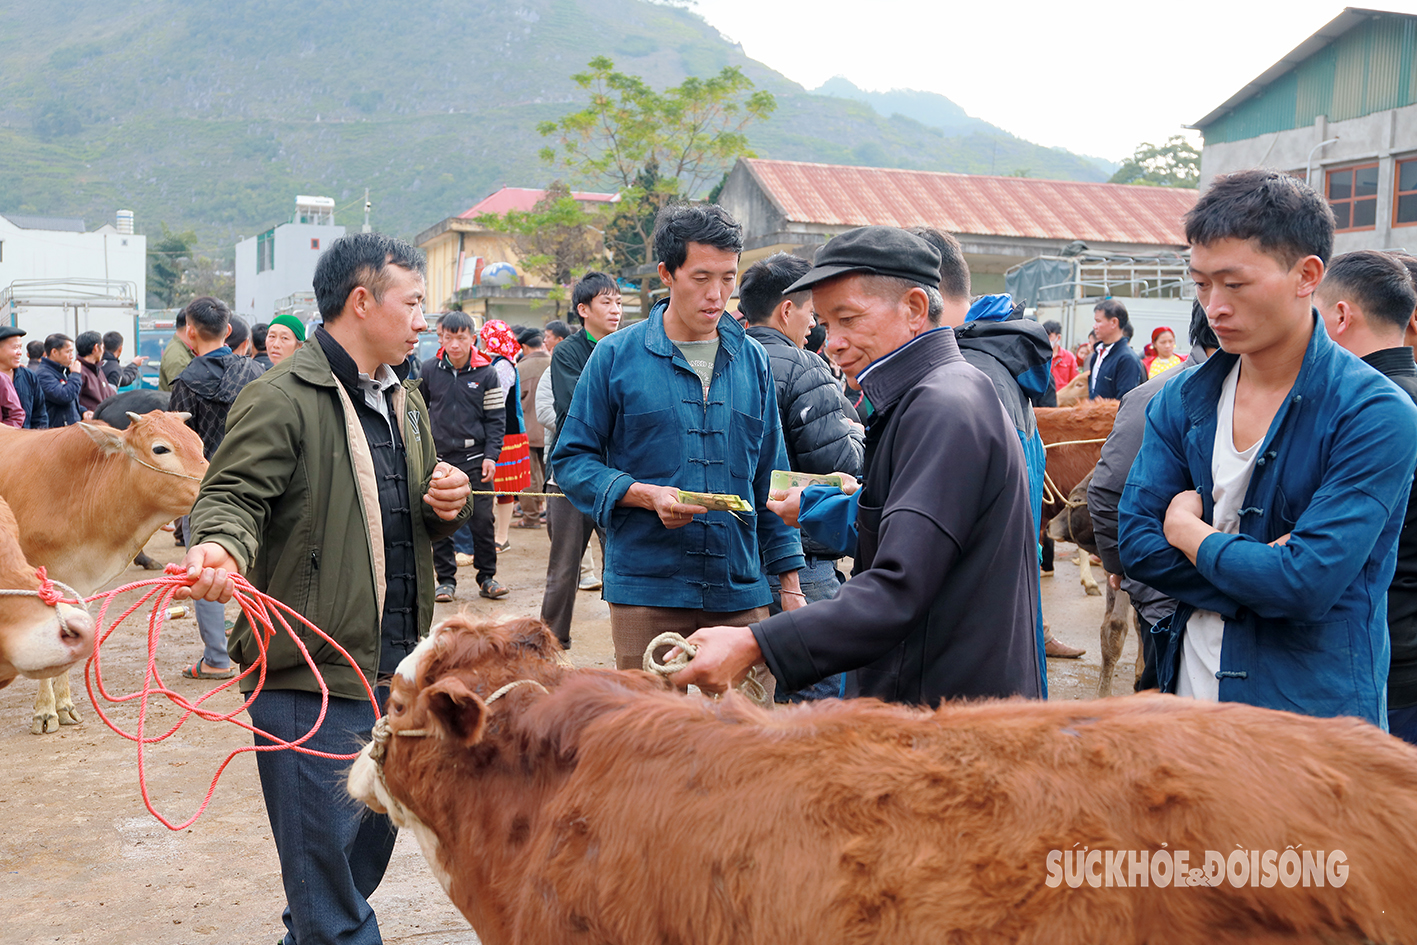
[769,470,845,492]
[677,490,753,512]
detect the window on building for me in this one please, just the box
[1327,163,1379,231]
[311,238,320,250]
[1396,158,1417,227]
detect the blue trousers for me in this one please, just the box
[1389,703,1417,747]
[767,558,847,702]
[193,598,231,669]
[247,687,396,945]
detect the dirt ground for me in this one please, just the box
[0,527,1133,945]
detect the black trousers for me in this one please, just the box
[433,491,496,588]
[539,492,604,647]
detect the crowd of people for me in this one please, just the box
[52,167,1406,945]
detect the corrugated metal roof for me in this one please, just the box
[1193,7,1417,138]
[742,160,1196,246]
[457,186,618,219]
[1,213,87,232]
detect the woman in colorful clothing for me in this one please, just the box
[481,319,530,552]
[1146,325,1185,379]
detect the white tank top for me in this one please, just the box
[1178,361,1262,701]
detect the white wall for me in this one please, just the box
[1200,102,1417,253]
[0,217,147,309]
[235,222,345,322]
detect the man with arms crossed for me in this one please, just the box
[1121,171,1417,726]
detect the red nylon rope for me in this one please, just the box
[48,564,381,831]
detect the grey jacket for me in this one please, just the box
[1088,345,1208,625]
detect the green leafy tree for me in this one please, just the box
[476,180,610,317]
[1109,136,1201,188]
[539,56,776,311]
[148,225,197,308]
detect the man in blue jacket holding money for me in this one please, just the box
[554,203,804,685]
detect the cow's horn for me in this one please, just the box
[125,411,145,425]
[171,411,192,422]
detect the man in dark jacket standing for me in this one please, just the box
[0,327,45,428]
[672,226,1043,706]
[177,233,472,945]
[101,331,148,388]
[1088,299,1144,400]
[538,272,621,649]
[420,310,506,601]
[1316,250,1417,742]
[74,331,117,415]
[739,253,863,700]
[169,296,267,680]
[35,333,84,427]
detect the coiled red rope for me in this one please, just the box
[51,563,380,831]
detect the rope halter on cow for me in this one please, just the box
[0,567,91,637]
[367,676,551,761]
[0,566,85,608]
[1040,437,1110,511]
[643,631,772,708]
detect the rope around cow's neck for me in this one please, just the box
[1040,437,1110,510]
[28,564,381,831]
[643,631,771,707]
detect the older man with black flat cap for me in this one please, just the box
[671,226,1043,707]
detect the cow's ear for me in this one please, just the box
[423,677,487,747]
[77,422,127,454]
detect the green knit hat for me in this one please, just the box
[268,314,306,343]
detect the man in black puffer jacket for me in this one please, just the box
[740,253,864,701]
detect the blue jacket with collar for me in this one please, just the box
[553,301,804,611]
[1090,336,1144,400]
[1119,313,1417,726]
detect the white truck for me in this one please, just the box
[1,277,141,350]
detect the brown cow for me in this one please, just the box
[350,616,1417,945]
[0,496,93,689]
[1055,370,1090,407]
[1036,399,1118,596]
[1047,471,1141,697]
[0,412,206,733]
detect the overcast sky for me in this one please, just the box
[690,0,1417,161]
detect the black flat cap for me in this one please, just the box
[785,226,943,294]
[0,326,27,342]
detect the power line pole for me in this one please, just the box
[362,189,372,233]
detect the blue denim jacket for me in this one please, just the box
[1120,313,1417,726]
[553,302,804,611]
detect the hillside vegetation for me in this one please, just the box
[0,0,1108,252]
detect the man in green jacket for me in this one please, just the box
[179,232,471,945]
[157,308,195,392]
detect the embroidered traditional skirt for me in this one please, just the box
[494,432,532,499]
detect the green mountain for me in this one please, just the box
[0,0,1109,254]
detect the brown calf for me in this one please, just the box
[0,496,93,689]
[350,615,1417,945]
[1037,399,1118,596]
[0,412,206,732]
[1055,370,1090,407]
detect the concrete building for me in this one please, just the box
[716,159,1197,294]
[416,186,617,322]
[1194,7,1417,253]
[0,210,147,340]
[234,196,346,322]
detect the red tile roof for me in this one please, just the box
[458,186,618,219]
[741,159,1197,246]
